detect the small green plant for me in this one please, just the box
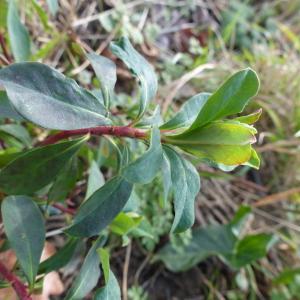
[0,36,260,298]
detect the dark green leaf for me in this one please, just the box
[160,93,211,130]
[7,0,31,62]
[110,37,157,119]
[65,238,103,300]
[66,176,133,237]
[0,136,87,194]
[39,238,79,274]
[273,268,300,285]
[0,63,111,130]
[1,196,45,286]
[87,53,116,109]
[122,127,163,184]
[188,68,259,130]
[94,270,121,300]
[163,146,200,233]
[48,156,78,202]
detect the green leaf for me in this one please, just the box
[160,93,211,130]
[166,120,256,166]
[122,127,163,184]
[1,196,45,286]
[94,270,121,300]
[39,238,79,274]
[98,248,110,284]
[110,37,157,120]
[30,0,51,31]
[243,148,260,169]
[66,176,133,237]
[234,108,262,124]
[7,0,31,62]
[0,0,8,28]
[156,208,274,272]
[0,91,23,121]
[65,238,103,300]
[85,160,105,200]
[0,63,111,130]
[226,233,274,268]
[163,146,200,233]
[156,224,236,272]
[0,136,87,194]
[87,53,116,109]
[273,268,300,285]
[110,212,142,236]
[0,124,31,147]
[48,157,78,202]
[46,0,59,15]
[188,68,260,130]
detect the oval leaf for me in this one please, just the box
[1,196,45,286]
[0,63,111,130]
[0,135,88,194]
[66,176,133,237]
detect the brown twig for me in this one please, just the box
[39,125,148,146]
[0,261,32,300]
[253,188,300,207]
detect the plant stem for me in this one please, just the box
[0,261,32,300]
[39,125,148,146]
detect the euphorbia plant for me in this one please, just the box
[0,37,260,298]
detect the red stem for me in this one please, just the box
[39,125,148,146]
[0,261,32,300]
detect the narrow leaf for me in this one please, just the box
[0,63,111,130]
[98,248,110,284]
[66,176,133,237]
[122,127,163,184]
[0,136,88,194]
[110,37,157,119]
[2,196,45,286]
[7,0,31,61]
